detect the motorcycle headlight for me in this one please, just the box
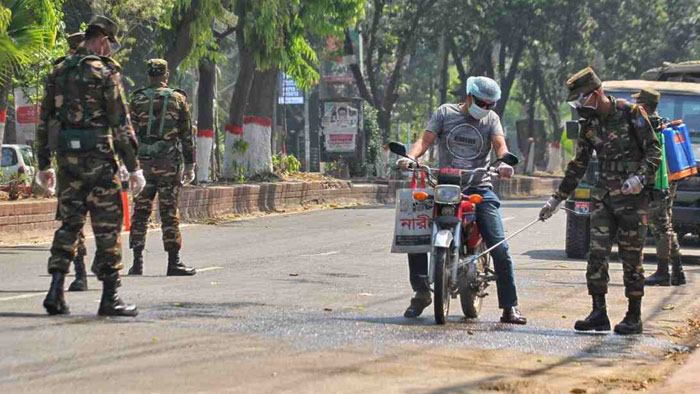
[440,206,456,216]
[434,185,461,204]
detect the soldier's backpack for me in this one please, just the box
[137,88,176,158]
[53,54,111,153]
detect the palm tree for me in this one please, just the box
[0,0,58,163]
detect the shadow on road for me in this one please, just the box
[0,312,53,318]
[0,245,50,252]
[423,281,700,394]
[522,249,585,262]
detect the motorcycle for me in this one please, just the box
[390,142,523,325]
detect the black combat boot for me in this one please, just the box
[574,294,610,331]
[98,274,138,317]
[166,251,196,276]
[644,259,670,286]
[44,271,70,315]
[614,297,643,335]
[404,291,432,318]
[68,255,88,291]
[671,256,686,286]
[128,248,143,276]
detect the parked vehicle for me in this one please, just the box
[564,80,700,258]
[1,144,36,185]
[389,142,521,324]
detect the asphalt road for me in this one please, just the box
[1,201,699,393]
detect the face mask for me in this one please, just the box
[569,91,598,119]
[468,103,490,120]
[576,106,598,119]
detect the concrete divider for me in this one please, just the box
[0,175,559,239]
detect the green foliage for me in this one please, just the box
[164,0,236,68]
[242,0,363,89]
[0,0,59,84]
[363,105,383,176]
[229,163,246,184]
[325,157,347,177]
[271,153,301,173]
[233,138,249,155]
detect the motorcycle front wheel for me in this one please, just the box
[433,247,450,325]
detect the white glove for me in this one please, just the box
[129,169,146,196]
[621,175,643,195]
[396,156,415,170]
[118,165,129,183]
[496,162,514,179]
[36,169,56,195]
[539,196,561,220]
[182,167,195,186]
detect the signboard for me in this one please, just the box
[321,101,359,153]
[320,34,359,99]
[278,73,304,105]
[391,188,434,253]
[14,89,39,143]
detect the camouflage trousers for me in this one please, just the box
[648,182,681,264]
[76,229,87,258]
[48,158,123,278]
[55,201,87,259]
[129,175,182,252]
[587,191,649,298]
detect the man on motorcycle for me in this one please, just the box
[397,76,526,325]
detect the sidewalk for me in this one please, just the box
[653,348,700,393]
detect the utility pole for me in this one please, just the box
[304,90,310,171]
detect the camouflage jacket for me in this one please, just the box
[129,82,194,168]
[36,47,139,171]
[555,97,662,200]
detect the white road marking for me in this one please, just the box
[300,251,340,257]
[502,217,515,222]
[0,293,45,302]
[197,266,224,272]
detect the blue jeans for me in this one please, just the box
[407,187,519,309]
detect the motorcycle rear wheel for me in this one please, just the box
[459,243,488,319]
[433,247,450,325]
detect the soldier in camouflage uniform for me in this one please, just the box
[633,88,686,287]
[54,32,90,292]
[36,16,146,316]
[126,59,196,276]
[540,68,662,335]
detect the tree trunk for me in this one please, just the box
[162,0,200,75]
[196,57,216,182]
[223,28,256,179]
[438,29,449,105]
[495,39,526,117]
[228,68,277,176]
[377,109,391,143]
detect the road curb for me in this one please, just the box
[0,176,559,240]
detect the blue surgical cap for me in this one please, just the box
[466,76,501,102]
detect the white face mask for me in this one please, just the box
[469,102,490,120]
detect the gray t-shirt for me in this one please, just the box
[426,103,504,188]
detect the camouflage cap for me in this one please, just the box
[631,88,661,108]
[147,59,169,77]
[67,32,85,50]
[566,67,602,101]
[87,15,120,45]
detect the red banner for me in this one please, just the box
[16,106,39,124]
